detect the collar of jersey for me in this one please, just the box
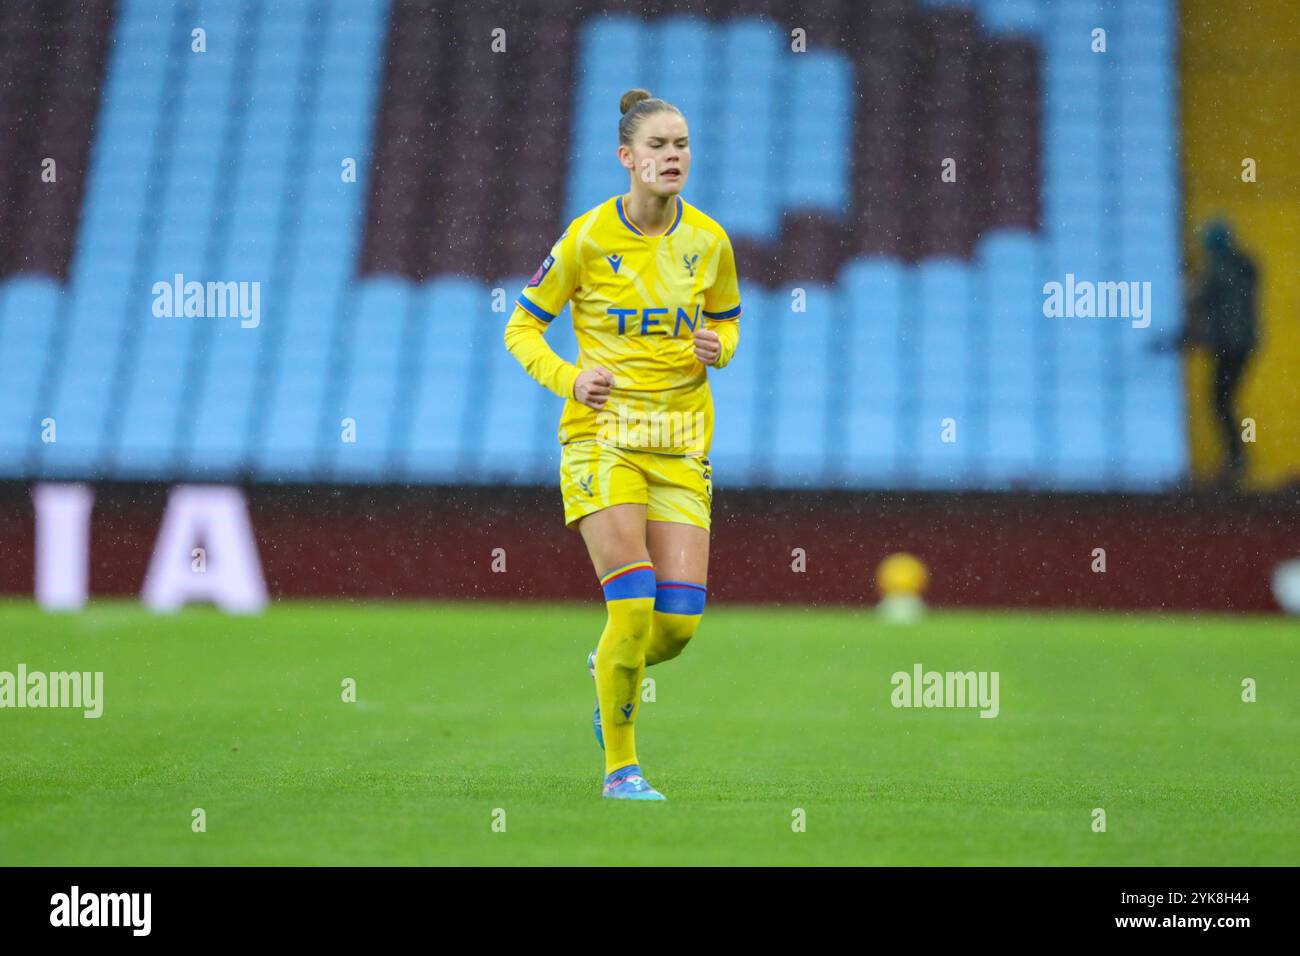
[616,195,683,238]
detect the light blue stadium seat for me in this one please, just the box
[1048,387,1114,488]
[980,234,1040,381]
[707,289,764,483]
[914,398,975,488]
[251,0,390,477]
[39,0,178,476]
[401,278,483,482]
[566,16,645,219]
[839,259,905,483]
[984,401,1039,484]
[654,17,713,208]
[784,52,851,214]
[0,279,62,473]
[771,286,834,485]
[109,0,244,477]
[1123,402,1186,487]
[477,280,551,484]
[186,1,313,475]
[975,0,1043,36]
[328,278,410,481]
[713,19,782,239]
[914,260,973,407]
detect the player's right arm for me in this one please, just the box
[503,304,581,399]
[504,224,614,409]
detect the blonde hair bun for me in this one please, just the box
[619,88,653,114]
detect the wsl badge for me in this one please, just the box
[527,253,555,287]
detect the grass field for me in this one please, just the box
[0,600,1296,866]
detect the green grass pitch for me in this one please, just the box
[0,600,1296,866]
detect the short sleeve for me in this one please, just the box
[702,236,742,321]
[516,226,580,323]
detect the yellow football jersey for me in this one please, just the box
[504,195,741,457]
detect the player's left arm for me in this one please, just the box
[694,235,742,368]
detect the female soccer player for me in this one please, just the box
[503,88,742,801]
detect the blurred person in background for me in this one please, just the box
[1181,219,1260,483]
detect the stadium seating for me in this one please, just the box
[0,0,1186,491]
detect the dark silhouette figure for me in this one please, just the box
[1186,221,1259,480]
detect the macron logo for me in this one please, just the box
[50,886,151,936]
[606,254,623,274]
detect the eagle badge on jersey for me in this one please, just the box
[527,253,555,288]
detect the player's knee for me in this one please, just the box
[652,611,701,662]
[620,599,656,639]
[604,596,655,640]
[598,600,656,671]
[651,580,707,661]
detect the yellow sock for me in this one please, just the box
[595,561,656,775]
[645,581,707,666]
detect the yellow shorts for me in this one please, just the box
[559,440,712,532]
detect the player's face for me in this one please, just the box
[623,112,690,197]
